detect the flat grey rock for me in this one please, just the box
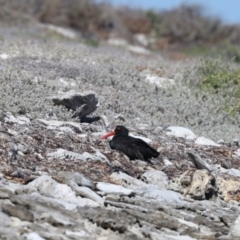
[26,176,100,207]
[57,171,94,189]
[96,182,134,196]
[51,90,98,118]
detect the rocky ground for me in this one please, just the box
[1,23,240,240]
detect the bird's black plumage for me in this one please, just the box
[101,126,159,163]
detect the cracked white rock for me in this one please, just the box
[37,119,82,132]
[26,176,99,207]
[47,148,109,163]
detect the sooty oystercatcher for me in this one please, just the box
[100,125,159,163]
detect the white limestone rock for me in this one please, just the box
[22,232,45,240]
[212,165,240,177]
[17,116,30,125]
[26,176,99,207]
[228,215,240,237]
[42,23,78,39]
[134,33,149,46]
[37,119,82,132]
[145,74,175,88]
[166,126,197,140]
[107,38,128,47]
[234,148,240,157]
[141,170,169,189]
[195,136,221,147]
[96,182,134,196]
[127,45,151,55]
[70,185,104,205]
[135,186,185,204]
[47,148,109,163]
[110,171,148,189]
[0,53,9,59]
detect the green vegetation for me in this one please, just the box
[192,58,240,115]
[183,45,211,57]
[218,42,240,63]
[145,10,163,37]
[85,39,99,47]
[184,43,240,63]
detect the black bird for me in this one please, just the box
[100,126,159,163]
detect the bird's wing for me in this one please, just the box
[110,137,143,160]
[129,137,159,159]
[110,136,159,160]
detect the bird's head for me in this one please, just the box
[100,125,129,139]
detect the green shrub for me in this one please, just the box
[190,58,240,115]
[219,42,240,63]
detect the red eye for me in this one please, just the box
[117,127,120,130]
